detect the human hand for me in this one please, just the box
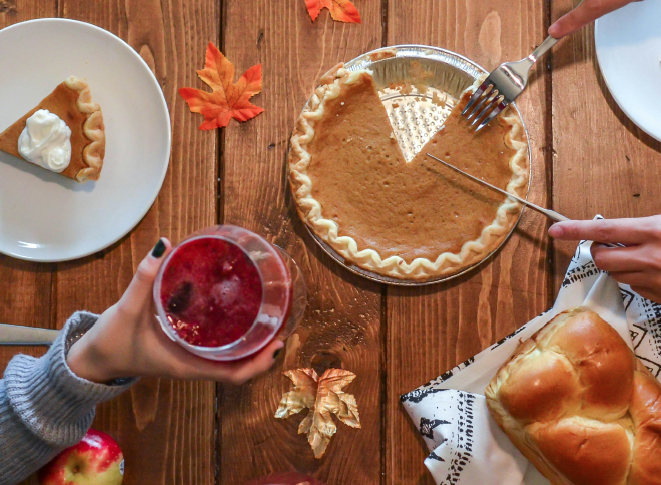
[548,0,641,38]
[66,238,284,384]
[549,216,661,303]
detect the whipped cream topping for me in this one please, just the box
[18,109,72,173]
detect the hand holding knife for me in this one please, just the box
[425,153,624,248]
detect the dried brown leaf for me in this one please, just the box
[275,368,360,458]
[275,369,318,419]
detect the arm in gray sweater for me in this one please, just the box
[0,239,285,485]
[0,312,134,485]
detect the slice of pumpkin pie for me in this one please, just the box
[0,76,105,182]
[288,64,529,280]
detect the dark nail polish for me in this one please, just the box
[152,239,166,258]
[273,348,281,360]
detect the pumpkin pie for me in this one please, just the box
[289,65,529,280]
[0,76,105,182]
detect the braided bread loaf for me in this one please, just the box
[486,307,661,485]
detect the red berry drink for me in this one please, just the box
[160,237,264,347]
[154,226,305,361]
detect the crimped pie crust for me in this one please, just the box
[289,65,529,280]
[63,76,105,182]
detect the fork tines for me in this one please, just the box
[460,35,559,132]
[462,78,510,132]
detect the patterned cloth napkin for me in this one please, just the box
[402,237,661,485]
[417,390,528,485]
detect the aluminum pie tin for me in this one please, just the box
[297,45,532,286]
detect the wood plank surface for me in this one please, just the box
[218,1,384,484]
[49,1,219,484]
[550,0,661,290]
[4,1,661,485]
[386,1,552,483]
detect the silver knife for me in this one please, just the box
[425,153,625,248]
[426,153,570,222]
[0,324,59,346]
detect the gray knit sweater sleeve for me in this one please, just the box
[0,312,135,485]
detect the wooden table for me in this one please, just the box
[2,0,660,483]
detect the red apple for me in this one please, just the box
[38,428,124,485]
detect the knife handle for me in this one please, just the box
[0,324,59,346]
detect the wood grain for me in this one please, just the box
[218,1,384,484]
[51,1,219,484]
[550,0,661,290]
[386,1,552,483]
[6,2,661,485]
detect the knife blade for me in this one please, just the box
[425,153,570,222]
[425,153,625,248]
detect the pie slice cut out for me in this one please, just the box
[288,64,529,280]
[0,76,105,183]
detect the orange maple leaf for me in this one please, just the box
[305,0,361,23]
[179,42,264,130]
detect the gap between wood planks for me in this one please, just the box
[379,2,389,484]
[217,2,226,227]
[544,0,557,312]
[215,2,226,484]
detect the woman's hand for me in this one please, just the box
[66,239,283,384]
[549,216,661,303]
[549,0,641,38]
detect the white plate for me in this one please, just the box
[0,19,170,262]
[595,1,661,141]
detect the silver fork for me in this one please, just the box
[463,35,559,131]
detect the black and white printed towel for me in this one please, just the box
[418,390,528,485]
[402,236,661,485]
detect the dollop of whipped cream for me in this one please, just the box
[18,109,72,173]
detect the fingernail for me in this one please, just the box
[548,224,563,238]
[151,239,166,258]
[273,348,281,360]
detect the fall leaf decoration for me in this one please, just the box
[275,368,360,458]
[179,42,264,130]
[305,0,361,23]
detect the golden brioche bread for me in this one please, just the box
[485,307,661,485]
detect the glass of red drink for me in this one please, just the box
[153,225,306,361]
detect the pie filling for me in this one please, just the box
[289,67,529,279]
